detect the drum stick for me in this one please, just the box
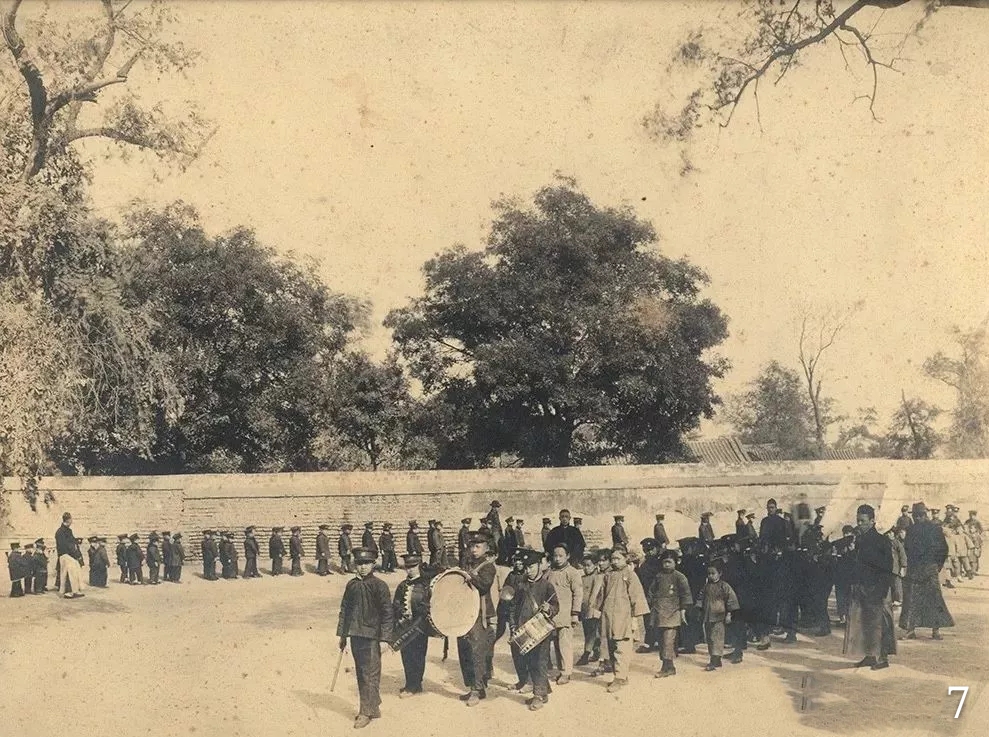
[330,645,345,692]
[443,636,449,661]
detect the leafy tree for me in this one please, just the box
[725,360,820,459]
[69,203,367,474]
[386,181,730,468]
[323,352,437,471]
[646,0,987,151]
[924,321,989,458]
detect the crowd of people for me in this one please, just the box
[333,498,981,728]
[5,499,982,729]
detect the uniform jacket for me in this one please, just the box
[336,574,394,641]
[464,555,498,624]
[896,514,914,530]
[393,574,430,621]
[55,525,82,561]
[379,531,394,553]
[289,535,304,559]
[891,537,907,573]
[759,514,790,549]
[219,540,231,565]
[544,525,586,561]
[699,522,715,542]
[207,538,219,562]
[458,527,471,558]
[7,550,26,580]
[315,532,330,560]
[545,565,583,627]
[362,529,378,554]
[611,524,629,549]
[161,538,172,566]
[126,543,144,568]
[513,527,526,549]
[853,527,893,605]
[116,542,127,567]
[244,537,260,559]
[269,534,286,559]
[653,522,669,547]
[903,520,949,569]
[581,571,603,619]
[169,542,186,566]
[147,541,162,567]
[200,538,211,561]
[338,532,353,558]
[592,566,649,640]
[646,569,693,628]
[406,529,423,556]
[510,572,560,629]
[698,579,739,623]
[33,550,49,577]
[91,545,110,570]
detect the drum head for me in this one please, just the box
[429,570,480,638]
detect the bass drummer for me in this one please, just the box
[392,553,430,699]
[457,531,499,707]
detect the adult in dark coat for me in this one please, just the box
[843,504,896,669]
[55,513,85,597]
[316,525,332,576]
[337,548,394,729]
[545,510,586,567]
[900,502,954,638]
[759,499,790,549]
[289,527,304,576]
[392,553,431,697]
[269,528,286,576]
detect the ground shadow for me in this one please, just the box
[242,597,337,630]
[47,596,130,620]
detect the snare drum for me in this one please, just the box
[389,614,427,651]
[426,568,480,639]
[509,610,555,654]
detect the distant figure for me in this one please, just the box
[698,513,715,544]
[269,527,286,576]
[379,523,397,573]
[339,524,354,573]
[611,516,629,552]
[316,524,331,576]
[289,526,304,576]
[243,527,261,578]
[896,505,913,531]
[653,514,669,548]
[484,501,504,553]
[170,533,186,582]
[406,521,423,557]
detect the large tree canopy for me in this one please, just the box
[74,203,369,474]
[924,321,989,458]
[386,182,729,468]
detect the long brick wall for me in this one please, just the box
[3,459,988,586]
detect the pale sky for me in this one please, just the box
[59,0,989,439]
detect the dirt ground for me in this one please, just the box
[1,564,986,737]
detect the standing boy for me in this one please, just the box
[647,550,692,677]
[170,533,185,582]
[379,523,397,573]
[339,524,354,573]
[147,532,162,585]
[116,534,129,583]
[576,552,603,666]
[269,527,286,576]
[289,526,305,576]
[316,524,331,576]
[509,548,560,711]
[591,547,649,692]
[545,543,582,685]
[126,533,144,584]
[392,553,430,697]
[337,548,394,729]
[696,562,740,671]
[33,540,49,593]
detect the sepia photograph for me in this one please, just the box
[1,1,987,736]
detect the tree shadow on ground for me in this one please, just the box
[242,598,339,631]
[47,596,130,620]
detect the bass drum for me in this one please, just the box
[426,568,480,639]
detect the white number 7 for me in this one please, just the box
[948,686,968,719]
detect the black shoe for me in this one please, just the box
[870,660,889,670]
[727,651,743,664]
[575,654,590,666]
[783,633,797,643]
[756,641,771,651]
[854,656,877,668]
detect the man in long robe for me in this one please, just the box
[843,504,896,670]
[899,502,954,639]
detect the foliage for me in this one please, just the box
[877,394,942,459]
[387,181,729,468]
[924,322,989,458]
[74,203,370,474]
[725,360,820,459]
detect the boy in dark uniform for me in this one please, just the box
[116,534,128,583]
[337,547,394,729]
[87,536,101,587]
[7,542,26,597]
[502,551,530,688]
[170,533,185,582]
[94,537,110,587]
[161,532,172,581]
[147,533,162,584]
[269,527,286,575]
[228,532,241,578]
[339,524,354,573]
[457,531,498,706]
[33,539,49,593]
[392,553,430,697]
[458,518,471,569]
[316,524,331,575]
[203,530,219,580]
[21,542,35,594]
[242,527,260,578]
[379,523,396,573]
[289,526,304,575]
[219,532,232,578]
[126,533,145,584]
[406,521,423,557]
[508,547,560,711]
[654,514,669,548]
[362,522,378,559]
